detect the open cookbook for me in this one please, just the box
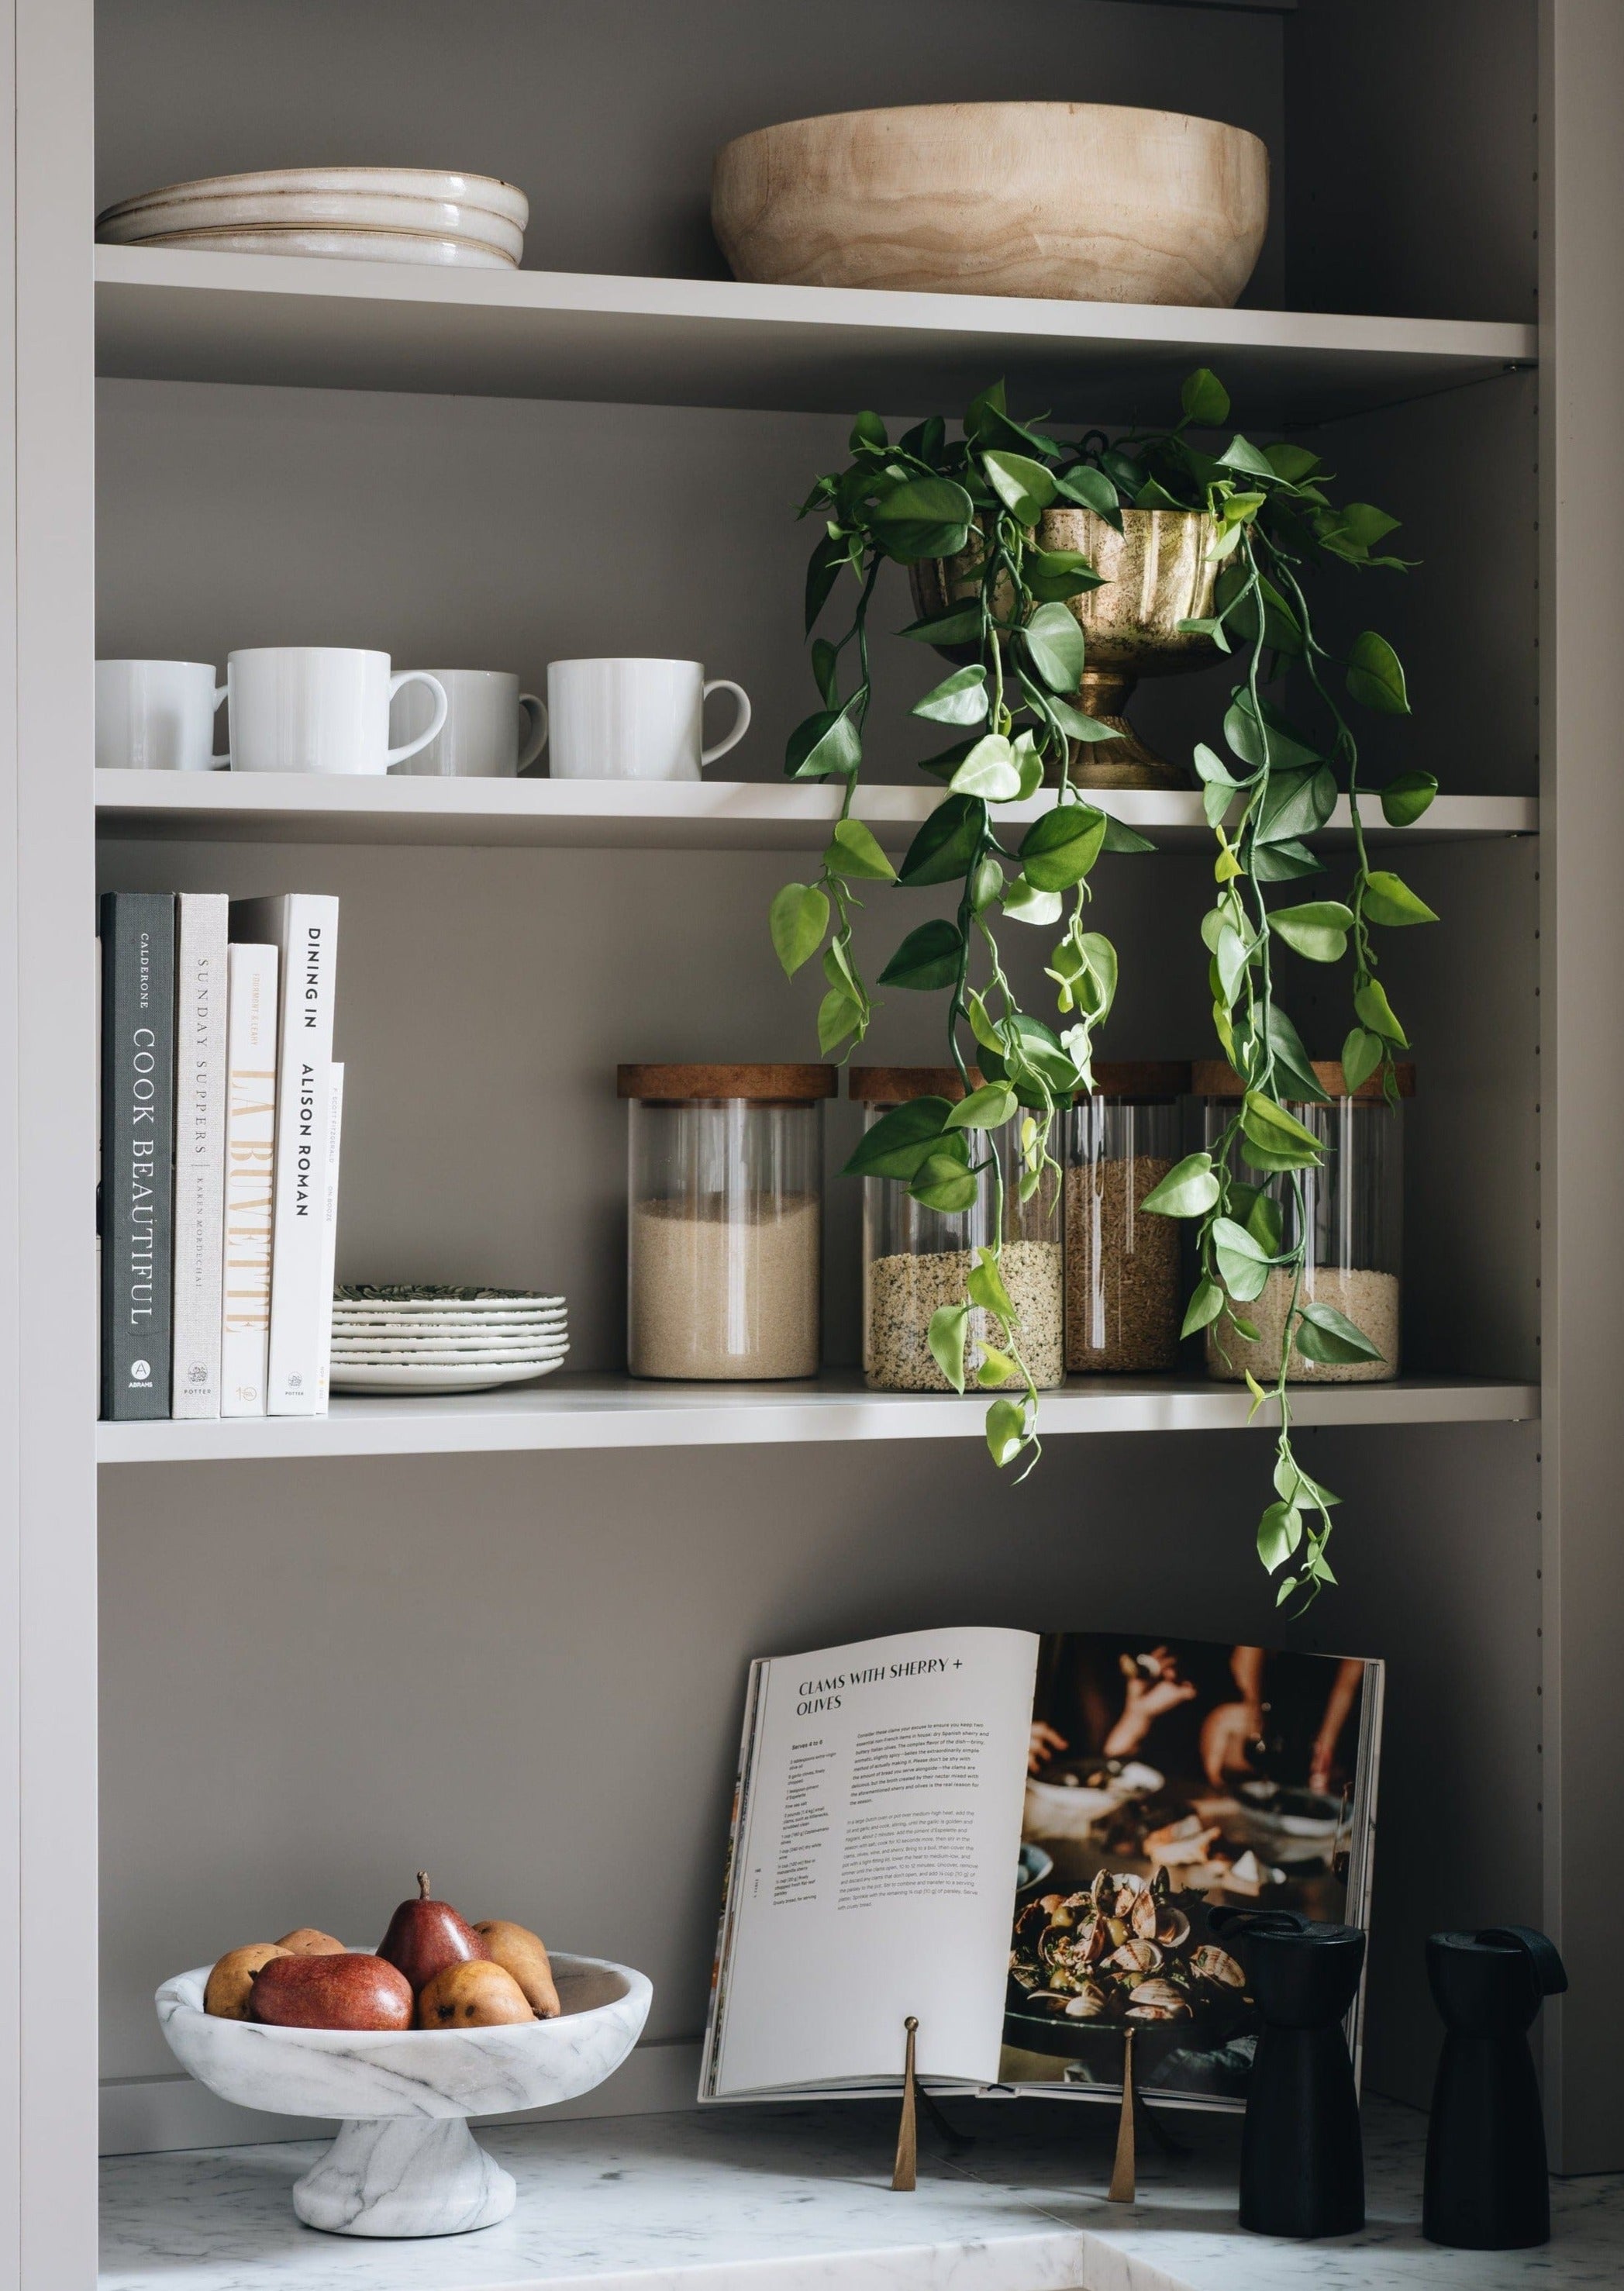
[700,1626,1382,2112]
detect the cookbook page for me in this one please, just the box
[710,1626,1039,2096]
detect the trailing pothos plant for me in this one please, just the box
[768,370,1434,1603]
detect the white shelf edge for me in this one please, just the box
[96,1373,1540,1465]
[92,772,1537,854]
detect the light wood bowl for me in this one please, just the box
[712,102,1268,308]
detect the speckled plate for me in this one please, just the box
[329,1357,567,1393]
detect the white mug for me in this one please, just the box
[96,660,226,772]
[226,648,448,776]
[389,669,547,778]
[546,658,751,781]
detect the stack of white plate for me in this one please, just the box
[330,1286,567,1393]
[95,167,529,270]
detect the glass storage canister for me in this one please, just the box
[851,1068,1064,1392]
[1195,1058,1413,1385]
[619,1063,833,1381]
[1064,1063,1191,1373]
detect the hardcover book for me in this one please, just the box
[219,942,278,1418]
[99,892,176,1420]
[701,1627,1381,2113]
[171,893,229,1418]
[231,895,340,1416]
[314,1062,344,1414]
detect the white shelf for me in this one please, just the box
[96,1372,1540,1464]
[94,245,1536,423]
[93,771,1536,854]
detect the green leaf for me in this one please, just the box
[1181,367,1231,426]
[974,1347,1018,1388]
[785,699,864,780]
[1052,463,1124,529]
[1181,1277,1225,1337]
[898,794,987,886]
[946,1082,1017,1131]
[1100,816,1156,854]
[1214,922,1250,1007]
[967,1247,1018,1327]
[1346,630,1411,715]
[1269,900,1354,964]
[1002,876,1063,926]
[1142,1153,1221,1219]
[928,1303,971,1392]
[1020,602,1087,695]
[769,882,830,976]
[1295,1299,1384,1365]
[1379,771,1438,827]
[1341,1026,1385,1094]
[1215,434,1279,481]
[915,737,979,783]
[1233,1000,1332,1106]
[970,854,1005,912]
[912,1153,981,1213]
[878,918,964,991]
[1226,695,1323,775]
[826,816,897,882]
[1242,1091,1325,1165]
[810,637,840,708]
[1026,548,1106,605]
[1362,869,1438,927]
[982,448,1057,523]
[868,475,976,562]
[1264,441,1322,485]
[843,1097,952,1180]
[985,1396,1027,1467]
[1212,1215,1274,1302]
[1253,763,1339,846]
[1019,802,1107,891]
[1250,837,1324,881]
[1013,730,1045,800]
[1340,502,1401,549]
[1355,977,1409,1046]
[1193,741,1240,788]
[912,664,989,727]
[1257,1501,1303,1574]
[1048,930,1117,1023]
[848,411,888,453]
[1246,1191,1284,1254]
[816,988,862,1056]
[950,732,1022,802]
[900,604,984,647]
[1046,693,1121,743]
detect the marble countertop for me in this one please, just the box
[101,2094,1620,2291]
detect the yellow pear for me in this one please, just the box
[417,1958,533,2028]
[474,1919,561,2018]
[205,1942,289,2019]
[275,1927,347,1955]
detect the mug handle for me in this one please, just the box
[516,693,549,774]
[385,671,449,768]
[210,681,229,770]
[700,678,752,768]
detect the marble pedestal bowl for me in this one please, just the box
[157,1951,651,2238]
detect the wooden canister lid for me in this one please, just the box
[1084,1061,1192,1099]
[1192,1058,1416,1102]
[616,1062,836,1102]
[848,1064,985,1104]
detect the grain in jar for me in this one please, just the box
[1064,1064,1189,1372]
[1195,1058,1412,1385]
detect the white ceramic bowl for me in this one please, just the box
[98,165,529,229]
[124,226,516,269]
[712,101,1268,307]
[98,192,524,263]
[157,1950,649,2236]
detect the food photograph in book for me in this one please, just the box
[1005,1632,1378,2105]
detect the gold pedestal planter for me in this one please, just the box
[912,506,1224,789]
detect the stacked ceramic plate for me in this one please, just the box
[330,1285,567,1393]
[95,167,529,270]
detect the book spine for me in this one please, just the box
[263,897,340,1415]
[170,894,230,1418]
[219,944,278,1418]
[98,892,175,1419]
[313,1063,344,1414]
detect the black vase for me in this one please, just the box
[1423,1924,1567,2250]
[1212,1909,1366,2239]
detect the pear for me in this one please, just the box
[474,1919,561,2018]
[205,1942,289,2020]
[378,1872,486,1993]
[417,1958,533,2029]
[250,1951,412,2031]
[275,1927,347,1956]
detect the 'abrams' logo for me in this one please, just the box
[129,1360,151,1383]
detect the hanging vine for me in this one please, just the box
[770,371,1428,1599]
